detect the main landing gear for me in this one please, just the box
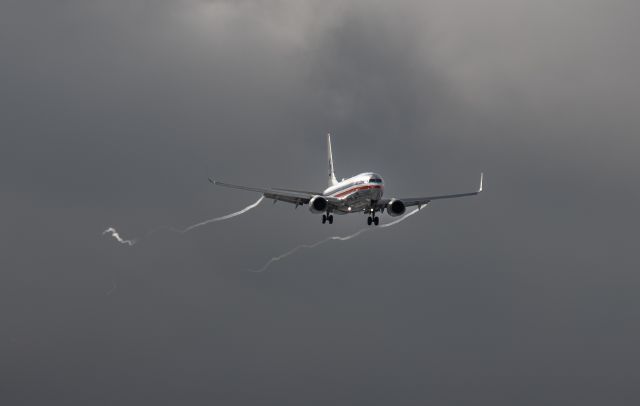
[322,213,334,224]
[367,216,379,226]
[367,207,380,226]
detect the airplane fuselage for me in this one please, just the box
[323,172,384,214]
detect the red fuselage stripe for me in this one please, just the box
[332,184,382,198]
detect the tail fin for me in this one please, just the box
[327,133,338,187]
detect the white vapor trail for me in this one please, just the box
[102,196,264,246]
[251,204,426,273]
[102,227,136,246]
[179,196,264,233]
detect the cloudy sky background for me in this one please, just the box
[2,0,640,404]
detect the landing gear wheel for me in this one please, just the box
[322,214,327,224]
[367,217,373,226]
[328,215,334,224]
[373,216,379,226]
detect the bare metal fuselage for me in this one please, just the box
[323,172,384,214]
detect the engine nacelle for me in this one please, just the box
[387,199,406,217]
[309,195,328,213]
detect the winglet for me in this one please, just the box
[478,172,484,193]
[208,177,215,185]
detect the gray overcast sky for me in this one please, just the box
[2,1,640,405]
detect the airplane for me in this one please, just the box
[209,134,482,226]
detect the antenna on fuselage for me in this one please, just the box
[327,133,338,187]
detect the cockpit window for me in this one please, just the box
[369,178,383,183]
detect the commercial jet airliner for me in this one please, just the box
[209,134,482,225]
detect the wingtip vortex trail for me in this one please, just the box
[180,196,264,233]
[250,204,426,273]
[102,227,136,246]
[102,196,265,246]
[102,198,423,273]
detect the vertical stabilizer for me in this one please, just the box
[327,133,338,187]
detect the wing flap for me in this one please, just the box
[263,193,310,205]
[271,187,324,195]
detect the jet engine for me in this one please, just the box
[387,199,406,217]
[309,196,328,213]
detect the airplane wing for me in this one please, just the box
[208,178,337,207]
[379,173,483,209]
[271,187,325,195]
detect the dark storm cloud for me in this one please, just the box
[2,1,640,405]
